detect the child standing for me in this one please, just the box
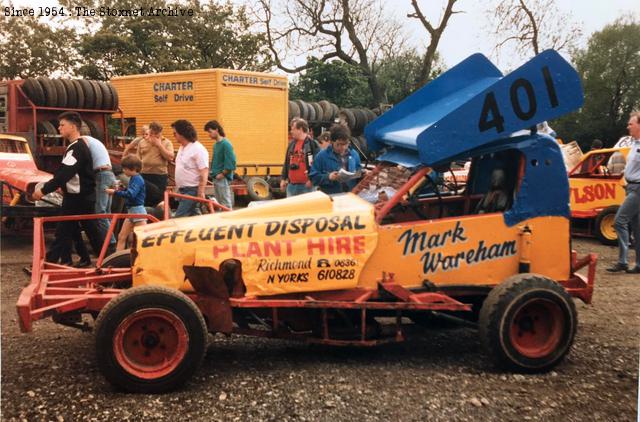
[106,155,147,250]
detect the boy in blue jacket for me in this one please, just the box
[310,124,362,194]
[106,155,147,250]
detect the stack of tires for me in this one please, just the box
[338,108,379,160]
[21,77,119,111]
[36,118,103,140]
[288,100,339,123]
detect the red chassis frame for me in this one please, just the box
[17,193,597,347]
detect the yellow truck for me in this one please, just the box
[111,69,289,201]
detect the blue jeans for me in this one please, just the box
[214,177,233,209]
[286,183,313,197]
[614,184,640,266]
[95,170,117,246]
[174,186,200,218]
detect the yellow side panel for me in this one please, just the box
[358,215,571,289]
[133,192,378,296]
[112,70,218,152]
[218,76,288,175]
[569,178,625,212]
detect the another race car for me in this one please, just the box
[568,147,629,244]
[0,134,60,233]
[18,50,597,393]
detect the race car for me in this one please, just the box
[18,50,596,393]
[568,147,629,244]
[0,134,59,232]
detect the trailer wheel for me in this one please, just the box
[37,77,58,107]
[71,80,85,108]
[478,274,577,373]
[78,80,95,109]
[595,206,619,246]
[95,285,207,393]
[52,79,67,108]
[22,78,46,106]
[247,177,272,201]
[60,79,78,108]
[107,82,119,110]
[90,81,104,110]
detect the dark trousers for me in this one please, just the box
[141,173,168,206]
[46,196,103,264]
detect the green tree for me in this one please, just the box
[0,14,77,79]
[289,58,372,107]
[377,50,445,105]
[289,50,444,108]
[67,0,272,79]
[552,19,640,148]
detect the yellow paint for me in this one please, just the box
[111,69,289,176]
[569,148,629,212]
[133,192,571,296]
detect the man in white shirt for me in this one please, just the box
[607,111,640,273]
[171,119,209,218]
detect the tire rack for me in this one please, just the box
[12,83,126,173]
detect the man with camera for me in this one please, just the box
[280,118,320,197]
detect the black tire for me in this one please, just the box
[60,79,78,108]
[37,77,57,107]
[21,78,46,106]
[478,274,577,373]
[288,101,301,120]
[52,79,67,108]
[72,80,85,109]
[85,119,104,141]
[80,120,91,136]
[319,100,332,121]
[311,102,323,122]
[294,100,307,120]
[107,82,119,110]
[594,205,619,246]
[353,109,367,131]
[247,177,272,201]
[305,101,316,122]
[94,285,208,393]
[99,81,113,110]
[37,120,57,135]
[102,249,131,268]
[364,108,377,123]
[330,103,339,121]
[339,109,356,129]
[78,80,95,109]
[102,250,133,288]
[90,80,104,110]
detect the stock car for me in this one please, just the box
[568,147,629,244]
[0,134,59,232]
[18,50,597,393]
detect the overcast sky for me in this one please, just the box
[10,0,640,72]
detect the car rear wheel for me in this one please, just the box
[247,177,272,201]
[479,274,577,373]
[595,205,619,246]
[95,285,207,393]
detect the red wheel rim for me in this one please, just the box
[510,298,564,358]
[113,308,189,379]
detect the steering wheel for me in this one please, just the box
[405,173,445,220]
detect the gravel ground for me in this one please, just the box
[1,235,638,421]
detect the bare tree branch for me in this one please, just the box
[408,0,461,86]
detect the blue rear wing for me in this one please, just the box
[366,50,583,166]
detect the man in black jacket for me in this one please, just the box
[33,111,103,266]
[280,118,320,197]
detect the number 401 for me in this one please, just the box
[478,66,559,134]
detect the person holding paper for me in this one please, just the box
[310,124,362,194]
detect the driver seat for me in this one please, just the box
[476,168,510,214]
